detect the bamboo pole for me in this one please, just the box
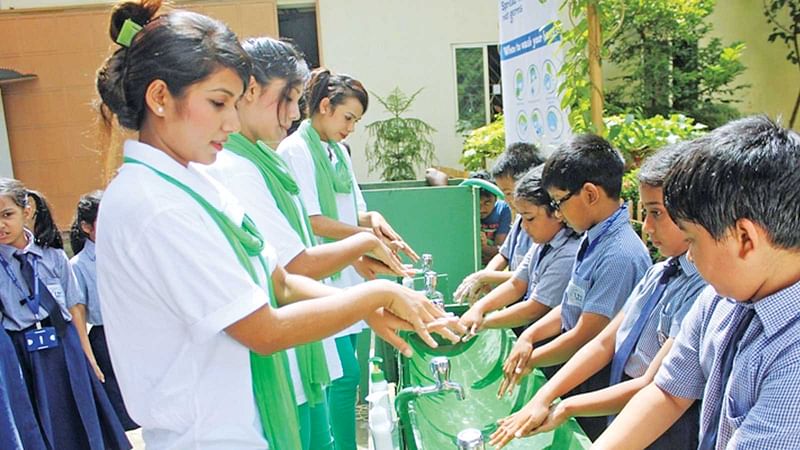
[587,1,605,134]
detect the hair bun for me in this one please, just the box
[109,0,162,44]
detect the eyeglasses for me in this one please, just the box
[549,190,576,211]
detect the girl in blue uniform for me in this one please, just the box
[69,190,138,431]
[0,179,130,450]
[0,316,46,449]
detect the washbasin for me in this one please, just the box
[395,305,591,449]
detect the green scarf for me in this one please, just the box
[124,156,302,450]
[298,119,356,226]
[224,133,331,404]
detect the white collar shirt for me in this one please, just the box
[96,140,271,450]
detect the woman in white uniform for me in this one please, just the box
[94,2,454,449]
[278,68,418,450]
[204,37,411,450]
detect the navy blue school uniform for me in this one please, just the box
[611,254,707,449]
[560,205,652,440]
[0,230,130,450]
[0,326,46,450]
[71,239,138,431]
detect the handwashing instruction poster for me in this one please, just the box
[499,0,571,149]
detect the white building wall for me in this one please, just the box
[316,0,500,181]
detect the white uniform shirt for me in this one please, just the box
[97,140,272,450]
[204,148,344,383]
[278,132,368,336]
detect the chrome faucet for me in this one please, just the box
[456,428,485,449]
[395,356,466,424]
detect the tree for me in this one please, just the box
[764,0,800,128]
[365,88,436,181]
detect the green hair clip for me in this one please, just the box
[116,18,143,48]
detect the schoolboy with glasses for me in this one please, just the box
[595,116,800,450]
[498,134,651,440]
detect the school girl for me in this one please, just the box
[94,2,452,449]
[0,180,130,450]
[0,314,46,449]
[277,68,418,450]
[204,37,411,450]
[69,190,138,431]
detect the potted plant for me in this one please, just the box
[365,87,436,181]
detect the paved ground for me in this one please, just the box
[126,404,370,449]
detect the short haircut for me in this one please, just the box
[490,142,545,180]
[541,134,625,199]
[514,164,552,212]
[479,189,497,200]
[637,142,690,188]
[664,115,800,249]
[469,170,491,181]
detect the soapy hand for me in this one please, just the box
[490,398,553,447]
[497,339,534,397]
[454,271,491,304]
[383,282,464,350]
[458,305,485,338]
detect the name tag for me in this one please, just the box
[46,283,65,304]
[565,279,586,307]
[25,326,58,352]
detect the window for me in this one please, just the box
[454,44,501,131]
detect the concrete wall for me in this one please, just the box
[0,0,278,228]
[316,0,500,182]
[707,0,798,128]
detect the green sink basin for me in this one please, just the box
[397,323,591,449]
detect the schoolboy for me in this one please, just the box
[478,181,512,265]
[490,143,707,449]
[498,134,651,440]
[595,116,800,449]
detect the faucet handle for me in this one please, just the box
[429,356,450,385]
[456,428,485,449]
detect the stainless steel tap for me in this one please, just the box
[395,356,466,419]
[456,428,485,449]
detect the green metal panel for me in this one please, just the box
[361,182,481,302]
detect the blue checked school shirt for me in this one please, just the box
[0,229,78,331]
[70,239,103,326]
[614,253,707,378]
[561,205,651,330]
[655,280,800,449]
[513,227,580,308]
[499,215,535,271]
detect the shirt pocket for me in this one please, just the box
[724,392,747,429]
[42,277,67,307]
[565,275,590,308]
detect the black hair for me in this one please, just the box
[479,190,497,200]
[70,190,103,254]
[96,0,252,131]
[637,142,690,188]
[490,142,545,180]
[541,133,625,199]
[514,164,553,213]
[0,178,63,249]
[242,37,308,112]
[664,115,800,249]
[304,68,369,117]
[469,170,491,181]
